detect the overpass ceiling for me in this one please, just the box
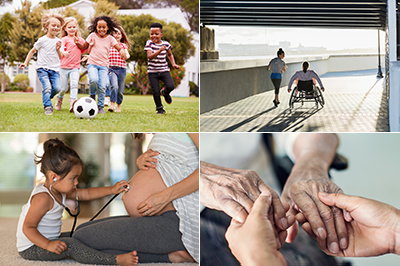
[200,0,389,29]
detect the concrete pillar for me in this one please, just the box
[388,0,400,131]
[200,26,219,60]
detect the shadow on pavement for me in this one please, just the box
[256,107,321,132]
[220,107,276,132]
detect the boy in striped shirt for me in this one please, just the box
[144,22,180,115]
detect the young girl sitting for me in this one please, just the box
[16,138,138,266]
[20,12,65,115]
[55,17,87,112]
[107,25,130,113]
[75,16,128,114]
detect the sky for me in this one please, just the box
[210,26,385,51]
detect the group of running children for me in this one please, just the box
[20,12,180,115]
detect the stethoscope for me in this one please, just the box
[49,178,130,237]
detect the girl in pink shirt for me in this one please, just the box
[55,17,86,112]
[75,16,128,114]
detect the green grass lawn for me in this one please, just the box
[0,93,199,132]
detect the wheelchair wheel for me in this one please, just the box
[316,87,324,107]
[289,87,297,109]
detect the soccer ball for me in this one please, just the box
[73,97,98,119]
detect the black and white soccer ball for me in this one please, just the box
[73,97,98,119]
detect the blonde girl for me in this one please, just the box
[20,12,65,115]
[55,17,87,112]
[16,138,138,266]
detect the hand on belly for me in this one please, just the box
[122,168,175,217]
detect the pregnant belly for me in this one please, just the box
[122,168,175,217]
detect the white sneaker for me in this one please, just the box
[104,96,110,106]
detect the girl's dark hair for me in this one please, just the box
[115,24,131,49]
[302,61,309,73]
[277,48,284,57]
[35,138,83,180]
[88,15,119,35]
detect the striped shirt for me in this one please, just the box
[109,43,127,68]
[148,133,199,262]
[144,40,172,73]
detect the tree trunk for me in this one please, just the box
[1,63,5,93]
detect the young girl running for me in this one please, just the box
[55,17,87,112]
[108,25,130,112]
[75,16,128,114]
[20,12,65,115]
[16,138,138,266]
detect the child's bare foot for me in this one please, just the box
[116,250,138,266]
[168,250,195,263]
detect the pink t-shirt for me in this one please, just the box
[86,32,118,67]
[61,36,86,69]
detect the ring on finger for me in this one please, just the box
[145,210,149,215]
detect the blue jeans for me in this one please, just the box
[36,68,61,108]
[87,64,108,108]
[59,68,80,100]
[109,66,126,105]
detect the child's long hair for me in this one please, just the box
[61,17,81,38]
[88,15,118,36]
[115,24,131,49]
[35,138,83,180]
[41,11,65,33]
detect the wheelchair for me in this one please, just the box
[289,80,324,109]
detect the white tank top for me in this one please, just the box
[16,183,66,252]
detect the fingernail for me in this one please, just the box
[317,228,326,239]
[340,238,347,249]
[319,192,328,197]
[280,218,288,229]
[330,242,339,253]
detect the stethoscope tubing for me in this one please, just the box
[49,182,129,237]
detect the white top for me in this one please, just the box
[288,70,324,91]
[34,36,62,72]
[16,183,65,252]
[148,133,199,262]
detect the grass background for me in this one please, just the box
[0,93,199,132]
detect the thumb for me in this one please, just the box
[250,191,272,218]
[318,192,357,212]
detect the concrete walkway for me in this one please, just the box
[200,69,389,132]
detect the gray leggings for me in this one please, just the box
[72,210,186,263]
[19,232,116,264]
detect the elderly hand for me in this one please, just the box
[200,161,290,231]
[136,149,160,170]
[281,166,347,254]
[298,192,400,257]
[226,191,289,266]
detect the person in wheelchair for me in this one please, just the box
[287,61,325,97]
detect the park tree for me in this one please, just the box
[93,0,119,18]
[41,0,75,9]
[0,0,12,6]
[9,0,44,62]
[145,0,199,33]
[0,12,15,93]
